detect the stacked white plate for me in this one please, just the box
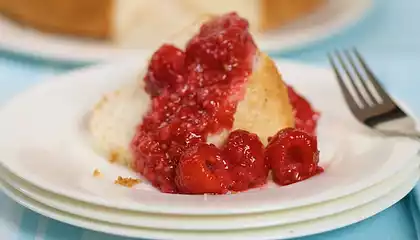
[0,55,419,240]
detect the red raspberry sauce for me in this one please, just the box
[287,86,320,136]
[131,13,257,193]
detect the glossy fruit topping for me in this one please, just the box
[287,86,320,136]
[131,12,256,193]
[144,44,185,97]
[223,130,268,191]
[266,128,323,186]
[175,143,232,194]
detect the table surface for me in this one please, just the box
[1,0,420,239]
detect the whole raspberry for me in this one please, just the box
[223,130,268,191]
[266,128,323,186]
[175,143,232,194]
[144,44,185,96]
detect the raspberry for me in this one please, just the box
[223,130,268,191]
[266,128,323,186]
[144,44,185,96]
[175,143,232,194]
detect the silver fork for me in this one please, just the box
[328,48,420,140]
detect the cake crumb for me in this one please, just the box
[94,95,108,110]
[93,169,102,177]
[109,150,119,163]
[114,176,142,188]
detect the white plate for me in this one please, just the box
[1,171,418,240]
[256,0,373,53]
[1,157,419,231]
[0,0,372,62]
[0,57,418,216]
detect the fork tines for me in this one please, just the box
[328,49,396,109]
[328,49,420,138]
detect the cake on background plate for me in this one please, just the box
[0,0,326,48]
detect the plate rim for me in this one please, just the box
[257,0,374,53]
[1,158,418,230]
[0,171,417,240]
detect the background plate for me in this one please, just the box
[0,0,372,62]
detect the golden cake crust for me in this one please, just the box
[233,52,294,145]
[260,0,326,31]
[0,0,112,39]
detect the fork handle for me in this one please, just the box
[374,129,420,141]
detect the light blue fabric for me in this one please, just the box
[0,0,419,239]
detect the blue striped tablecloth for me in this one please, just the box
[0,0,419,239]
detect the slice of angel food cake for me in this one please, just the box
[89,12,322,194]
